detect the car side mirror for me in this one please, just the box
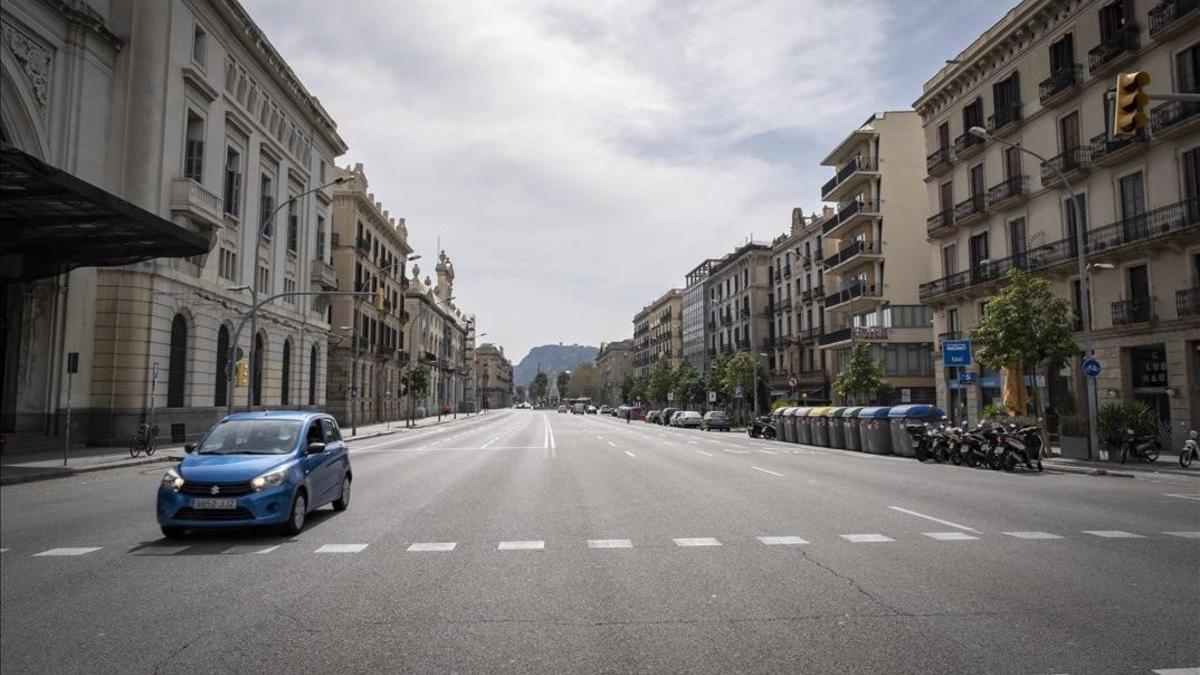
[184,443,196,454]
[306,441,327,455]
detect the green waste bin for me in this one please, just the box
[841,407,864,451]
[826,407,848,448]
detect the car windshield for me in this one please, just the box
[195,419,303,455]
[707,412,726,418]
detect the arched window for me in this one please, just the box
[280,339,291,406]
[308,344,318,405]
[167,314,188,407]
[252,333,264,407]
[215,325,230,406]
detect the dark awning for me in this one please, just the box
[0,142,209,282]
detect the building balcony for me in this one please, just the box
[1039,65,1082,107]
[1177,287,1200,318]
[1088,25,1140,76]
[168,178,223,242]
[986,102,1023,137]
[1111,298,1156,326]
[824,239,882,274]
[376,343,395,358]
[819,327,851,346]
[819,325,889,348]
[926,209,955,239]
[800,327,821,342]
[1150,0,1199,38]
[953,131,985,161]
[821,156,878,202]
[824,282,883,310]
[1090,130,1150,168]
[926,146,954,177]
[798,369,827,385]
[824,199,880,239]
[953,194,988,227]
[1040,146,1091,187]
[309,259,338,291]
[783,264,792,279]
[987,175,1029,211]
[1088,196,1200,260]
[1150,100,1200,139]
[356,235,370,254]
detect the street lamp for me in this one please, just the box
[969,126,1100,460]
[339,324,359,436]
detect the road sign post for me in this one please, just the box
[64,352,78,467]
[943,340,972,367]
[1082,357,1102,378]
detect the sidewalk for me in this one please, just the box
[1042,450,1196,478]
[0,410,490,486]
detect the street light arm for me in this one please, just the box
[260,176,347,236]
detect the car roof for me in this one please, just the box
[222,410,326,422]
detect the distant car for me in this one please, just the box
[660,408,678,426]
[598,405,612,415]
[676,411,703,428]
[586,405,597,414]
[668,411,685,426]
[646,410,661,424]
[558,405,568,413]
[520,402,532,409]
[156,411,351,538]
[701,411,730,431]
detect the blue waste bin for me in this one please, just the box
[826,407,848,448]
[794,407,813,444]
[841,407,864,451]
[887,405,947,458]
[858,407,893,454]
[810,407,833,446]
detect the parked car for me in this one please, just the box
[646,410,661,424]
[586,405,597,414]
[156,411,351,538]
[701,411,731,431]
[599,405,612,415]
[572,402,586,414]
[558,405,568,413]
[660,408,678,425]
[676,411,703,428]
[668,411,685,426]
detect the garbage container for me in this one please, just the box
[826,407,848,448]
[794,407,813,444]
[810,407,833,446]
[775,408,790,443]
[858,407,893,454]
[887,404,947,458]
[779,407,797,443]
[841,407,864,451]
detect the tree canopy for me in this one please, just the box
[834,343,885,404]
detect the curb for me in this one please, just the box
[0,454,181,486]
[1041,462,1135,478]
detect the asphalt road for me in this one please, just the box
[2,408,1198,674]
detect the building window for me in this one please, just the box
[218,246,237,281]
[280,340,291,406]
[316,215,326,261]
[252,333,265,407]
[183,112,204,182]
[215,324,229,406]
[283,277,296,302]
[167,314,188,408]
[259,174,275,237]
[257,263,270,294]
[222,147,242,217]
[309,344,318,405]
[192,23,207,67]
[286,198,299,252]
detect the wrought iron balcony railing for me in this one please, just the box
[1177,286,1200,318]
[1039,65,1082,105]
[1149,0,1198,36]
[987,175,1028,205]
[1111,298,1155,326]
[1088,25,1139,72]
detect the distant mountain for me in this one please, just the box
[514,343,599,386]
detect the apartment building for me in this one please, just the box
[404,252,470,417]
[705,243,772,363]
[326,164,413,428]
[683,260,721,373]
[476,343,513,409]
[595,339,635,405]
[914,0,1199,437]
[818,111,936,405]
[633,289,683,378]
[769,208,835,404]
[2,0,348,448]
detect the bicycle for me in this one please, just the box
[130,423,158,458]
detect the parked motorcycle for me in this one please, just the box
[1179,430,1198,469]
[1119,428,1160,464]
[959,423,995,469]
[1010,422,1045,472]
[906,424,936,462]
[993,423,1034,472]
[748,416,776,440]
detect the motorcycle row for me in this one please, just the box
[905,421,1045,472]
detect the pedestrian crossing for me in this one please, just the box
[5,529,1196,558]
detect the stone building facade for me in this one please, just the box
[595,339,634,406]
[476,343,513,409]
[768,208,835,404]
[705,243,772,364]
[404,252,470,418]
[633,289,683,378]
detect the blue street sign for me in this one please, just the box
[943,340,972,366]
[1082,357,1102,378]
[958,371,977,385]
[733,386,744,398]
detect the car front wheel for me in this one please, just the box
[333,475,351,511]
[282,490,308,535]
[160,525,186,539]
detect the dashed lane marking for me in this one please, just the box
[757,536,809,545]
[840,534,894,543]
[407,542,457,552]
[315,544,369,553]
[696,450,714,457]
[1003,531,1063,540]
[222,545,280,555]
[752,466,784,477]
[33,547,101,557]
[498,540,544,551]
[587,539,632,549]
[132,545,190,556]
[1163,532,1200,539]
[1082,530,1145,539]
[1163,493,1200,502]
[624,450,637,457]
[673,537,721,547]
[1152,668,1200,674]
[758,449,777,454]
[923,532,979,541]
[888,506,980,533]
[608,441,617,447]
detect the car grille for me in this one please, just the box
[174,507,255,521]
[180,481,255,497]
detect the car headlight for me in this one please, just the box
[162,468,184,492]
[250,465,290,492]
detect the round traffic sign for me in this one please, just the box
[788,377,798,388]
[733,386,744,398]
[1082,357,1102,378]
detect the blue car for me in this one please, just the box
[157,411,352,538]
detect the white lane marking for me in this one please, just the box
[499,540,544,550]
[840,534,894,543]
[546,415,556,449]
[1003,531,1063,540]
[608,441,617,447]
[688,441,699,445]
[923,532,979,541]
[1152,668,1200,674]
[315,544,369,553]
[724,448,750,454]
[407,542,457,552]
[696,450,714,457]
[1082,530,1144,539]
[1163,493,1200,502]
[34,547,101,556]
[888,506,980,533]
[758,536,808,545]
[1164,531,1200,539]
[133,545,190,556]
[222,545,280,555]
[673,537,721,547]
[480,435,502,449]
[752,466,784,477]
[0,548,10,553]
[758,449,777,455]
[624,450,637,458]
[587,539,632,549]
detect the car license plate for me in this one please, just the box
[192,498,237,510]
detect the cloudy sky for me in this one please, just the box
[244,0,1011,361]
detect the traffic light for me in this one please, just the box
[376,287,386,310]
[235,358,248,387]
[1112,71,1150,137]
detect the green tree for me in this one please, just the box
[515,385,527,403]
[619,372,637,404]
[566,363,603,400]
[671,361,705,408]
[971,268,1077,416]
[530,372,549,403]
[646,359,673,407]
[835,343,886,405]
[555,371,571,398]
[721,352,761,423]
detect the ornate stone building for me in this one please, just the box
[476,343,513,409]
[595,339,635,406]
[632,289,683,378]
[404,252,470,417]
